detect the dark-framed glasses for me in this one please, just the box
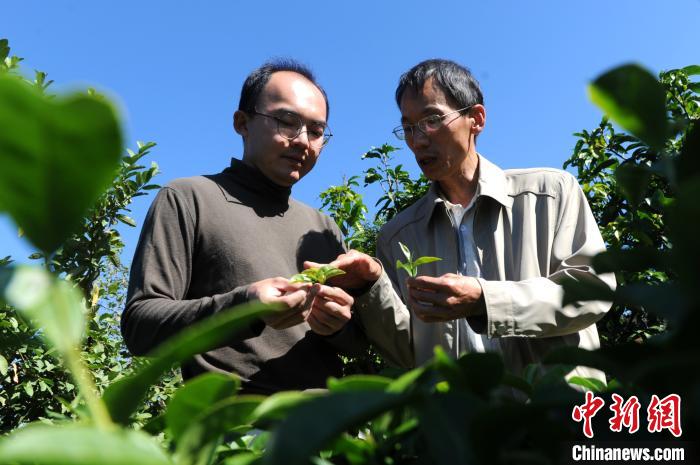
[392,105,474,140]
[251,109,332,147]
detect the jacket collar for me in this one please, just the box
[418,153,513,228]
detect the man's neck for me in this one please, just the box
[437,152,479,207]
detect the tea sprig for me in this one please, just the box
[290,265,346,285]
[395,242,441,277]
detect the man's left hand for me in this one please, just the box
[307,284,354,336]
[407,273,485,322]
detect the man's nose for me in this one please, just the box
[409,128,430,148]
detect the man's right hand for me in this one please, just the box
[247,277,313,329]
[304,249,382,290]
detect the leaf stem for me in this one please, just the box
[65,346,114,430]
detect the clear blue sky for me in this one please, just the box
[2,0,699,265]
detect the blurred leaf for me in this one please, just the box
[0,76,122,253]
[615,164,652,207]
[0,423,171,465]
[455,352,504,397]
[2,266,86,353]
[567,376,606,392]
[416,392,478,465]
[102,301,274,425]
[166,372,240,443]
[592,247,670,274]
[327,375,392,392]
[412,256,442,267]
[175,396,263,465]
[589,64,667,149]
[0,354,8,376]
[263,392,411,465]
[681,65,700,76]
[676,122,700,184]
[0,39,9,61]
[250,391,315,426]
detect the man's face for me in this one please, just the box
[399,78,476,183]
[236,71,328,187]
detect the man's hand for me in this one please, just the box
[304,249,381,290]
[307,284,354,336]
[406,273,485,322]
[247,277,313,329]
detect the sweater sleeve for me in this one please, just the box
[121,187,249,356]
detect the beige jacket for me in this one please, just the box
[355,154,615,382]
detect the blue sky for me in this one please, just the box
[2,0,699,265]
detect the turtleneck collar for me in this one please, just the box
[223,158,292,203]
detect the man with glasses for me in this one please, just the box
[327,59,615,382]
[122,60,365,394]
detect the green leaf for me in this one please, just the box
[23,382,34,397]
[0,424,171,465]
[0,76,122,253]
[263,392,411,465]
[592,247,669,274]
[327,375,392,392]
[567,376,606,392]
[175,396,264,465]
[317,265,345,284]
[102,301,274,425]
[615,164,652,207]
[455,353,504,397]
[166,372,240,443]
[3,266,86,353]
[561,275,615,306]
[676,122,700,184]
[412,256,442,267]
[588,64,667,150]
[681,64,700,76]
[398,241,411,261]
[0,39,9,61]
[0,354,7,376]
[250,391,315,426]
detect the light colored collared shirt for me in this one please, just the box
[355,154,616,382]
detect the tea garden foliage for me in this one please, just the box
[0,36,698,464]
[0,39,180,433]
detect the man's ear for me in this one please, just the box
[233,110,249,137]
[470,104,486,135]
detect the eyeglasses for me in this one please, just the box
[251,109,332,147]
[392,105,474,140]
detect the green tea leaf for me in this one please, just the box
[567,376,606,392]
[0,76,122,253]
[588,64,667,150]
[250,391,315,426]
[166,372,240,443]
[412,256,442,267]
[3,266,86,353]
[327,375,392,392]
[615,164,652,207]
[0,423,171,465]
[681,64,700,76]
[263,392,411,465]
[0,354,8,376]
[102,301,274,425]
[398,241,412,261]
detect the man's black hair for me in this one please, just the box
[395,59,483,111]
[238,58,330,120]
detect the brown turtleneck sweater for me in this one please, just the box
[122,158,366,394]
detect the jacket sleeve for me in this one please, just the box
[121,187,249,356]
[353,232,414,369]
[471,174,616,338]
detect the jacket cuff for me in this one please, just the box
[477,278,515,337]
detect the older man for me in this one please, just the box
[122,60,365,394]
[329,59,615,381]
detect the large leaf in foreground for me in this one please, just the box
[0,76,122,253]
[103,301,275,424]
[589,64,667,150]
[2,266,85,353]
[166,372,241,443]
[263,392,412,465]
[0,424,171,465]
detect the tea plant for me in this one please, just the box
[395,242,441,278]
[290,265,346,285]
